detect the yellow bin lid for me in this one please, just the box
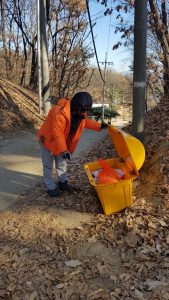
[108,126,145,176]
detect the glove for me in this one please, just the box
[62,151,71,160]
[101,122,108,129]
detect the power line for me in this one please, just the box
[85,0,105,83]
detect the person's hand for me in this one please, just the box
[101,122,108,129]
[62,151,71,160]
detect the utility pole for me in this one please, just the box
[39,0,50,114]
[132,0,147,142]
[99,54,113,121]
[37,0,42,115]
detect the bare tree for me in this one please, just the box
[0,0,13,78]
[0,0,92,95]
[48,0,92,97]
[98,0,169,100]
[148,0,169,101]
[0,0,37,86]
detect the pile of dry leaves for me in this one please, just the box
[132,103,169,208]
[0,78,43,133]
[0,101,169,299]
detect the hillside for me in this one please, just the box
[0,78,43,133]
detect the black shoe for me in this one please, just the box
[47,188,60,197]
[58,181,75,193]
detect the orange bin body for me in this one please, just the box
[84,126,145,215]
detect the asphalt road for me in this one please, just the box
[0,118,129,211]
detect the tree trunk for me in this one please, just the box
[162,61,169,102]
[149,0,169,99]
[1,0,9,78]
[29,44,38,90]
[20,36,28,86]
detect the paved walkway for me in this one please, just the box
[0,129,108,210]
[0,119,129,210]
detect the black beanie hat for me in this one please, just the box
[71,92,93,112]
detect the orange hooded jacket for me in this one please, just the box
[37,98,101,156]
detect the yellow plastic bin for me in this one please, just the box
[84,126,145,215]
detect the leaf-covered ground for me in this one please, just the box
[0,95,169,299]
[0,104,169,299]
[0,78,43,133]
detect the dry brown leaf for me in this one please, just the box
[134,289,144,300]
[29,291,38,300]
[65,259,82,268]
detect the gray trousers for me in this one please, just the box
[40,144,67,190]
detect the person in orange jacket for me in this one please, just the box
[38,91,108,197]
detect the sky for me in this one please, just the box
[87,0,133,74]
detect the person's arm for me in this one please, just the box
[85,118,108,131]
[52,113,68,154]
[85,118,101,131]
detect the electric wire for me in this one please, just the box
[85,0,105,83]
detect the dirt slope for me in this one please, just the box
[133,103,169,206]
[0,78,43,133]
